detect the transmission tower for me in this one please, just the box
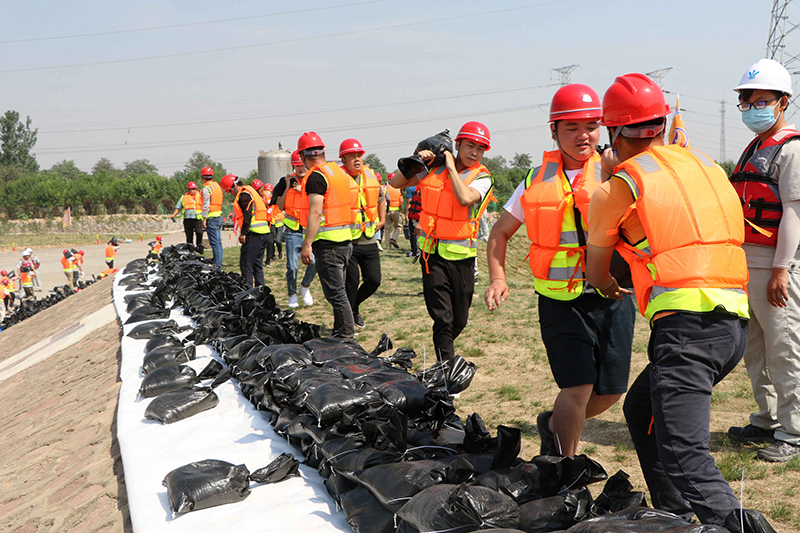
[767,1,800,117]
[551,65,578,86]
[720,98,727,162]
[645,67,673,89]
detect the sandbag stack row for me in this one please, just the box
[2,277,98,329]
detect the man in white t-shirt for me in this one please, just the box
[484,84,635,458]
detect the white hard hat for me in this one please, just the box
[23,248,32,255]
[734,58,793,97]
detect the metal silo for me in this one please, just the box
[257,143,292,186]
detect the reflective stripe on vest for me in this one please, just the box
[418,163,493,261]
[233,185,270,234]
[351,168,381,239]
[520,151,603,301]
[284,173,308,230]
[204,180,223,218]
[610,145,750,320]
[315,163,360,243]
[182,192,202,219]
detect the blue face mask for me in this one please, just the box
[742,105,779,133]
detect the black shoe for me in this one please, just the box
[728,424,775,444]
[757,440,800,462]
[353,313,365,329]
[537,411,560,456]
[390,239,399,249]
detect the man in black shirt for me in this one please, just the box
[221,174,270,288]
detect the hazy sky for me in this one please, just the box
[1,0,784,178]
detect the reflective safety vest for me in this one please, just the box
[61,256,76,273]
[266,205,285,226]
[313,162,361,243]
[611,145,750,320]
[182,191,203,219]
[730,128,800,247]
[233,185,270,235]
[418,163,493,261]
[20,271,32,287]
[520,151,603,300]
[105,245,117,262]
[150,242,163,253]
[351,167,381,239]
[203,179,223,218]
[284,173,308,231]
[386,184,402,212]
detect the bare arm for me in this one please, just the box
[444,151,482,206]
[301,194,324,265]
[586,244,631,299]
[377,199,386,231]
[484,212,523,310]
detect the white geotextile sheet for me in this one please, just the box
[112,270,351,533]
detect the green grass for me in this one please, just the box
[717,449,767,482]
[497,385,522,401]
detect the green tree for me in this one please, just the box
[511,152,532,170]
[716,160,736,177]
[247,169,259,181]
[364,153,388,178]
[123,158,158,177]
[173,151,227,181]
[0,110,39,174]
[50,160,85,180]
[482,155,508,176]
[92,157,118,176]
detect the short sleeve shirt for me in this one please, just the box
[505,168,583,224]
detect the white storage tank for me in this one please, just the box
[257,143,292,186]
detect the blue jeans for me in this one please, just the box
[285,229,316,296]
[206,216,223,268]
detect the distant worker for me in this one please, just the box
[17,249,40,293]
[171,181,204,251]
[339,139,386,330]
[586,73,753,526]
[726,59,800,463]
[300,131,357,338]
[406,184,421,259]
[221,174,270,288]
[485,84,636,457]
[265,185,285,267]
[148,235,163,262]
[1,269,16,293]
[273,149,316,308]
[383,180,404,250]
[105,237,119,269]
[19,261,35,300]
[70,247,84,287]
[390,121,495,361]
[201,166,224,268]
[1,278,14,315]
[61,249,77,290]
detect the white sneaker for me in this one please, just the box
[377,242,385,251]
[288,294,299,308]
[299,286,314,306]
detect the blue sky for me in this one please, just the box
[1,0,781,177]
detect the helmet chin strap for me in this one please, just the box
[554,130,587,165]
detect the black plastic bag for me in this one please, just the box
[339,485,396,533]
[530,454,607,497]
[303,382,383,427]
[163,460,251,514]
[249,453,300,484]
[592,470,647,514]
[311,343,371,366]
[376,379,428,415]
[397,129,454,178]
[144,386,219,424]
[259,344,313,371]
[125,306,170,324]
[518,488,593,532]
[128,319,180,339]
[145,334,183,353]
[417,355,477,394]
[725,509,778,533]
[197,359,225,381]
[567,507,730,533]
[353,458,453,512]
[139,365,198,398]
[142,346,196,375]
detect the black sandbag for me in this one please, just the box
[303,382,383,427]
[354,459,453,512]
[376,379,428,414]
[397,129,454,178]
[249,453,300,484]
[304,336,364,353]
[324,469,358,503]
[339,485,396,533]
[350,404,408,452]
[531,454,607,497]
[725,509,778,533]
[311,343,371,366]
[464,412,496,454]
[126,295,155,313]
[213,334,250,357]
[163,459,250,514]
[259,344,313,371]
[142,346,196,375]
[592,470,647,514]
[329,446,403,478]
[128,319,180,339]
[518,488,593,532]
[225,338,265,364]
[197,359,225,381]
[369,333,394,357]
[381,347,416,369]
[144,386,219,424]
[493,425,522,469]
[124,306,170,324]
[396,483,519,533]
[417,355,476,394]
[145,334,183,353]
[118,273,148,286]
[139,365,198,398]
[337,359,387,379]
[566,507,730,533]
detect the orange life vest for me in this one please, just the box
[418,163,493,261]
[520,151,603,298]
[611,145,749,318]
[61,256,75,272]
[183,191,200,212]
[105,245,117,261]
[151,243,163,253]
[313,162,361,242]
[233,185,270,234]
[204,179,223,217]
[266,205,285,224]
[284,173,309,230]
[386,184,402,211]
[352,167,381,238]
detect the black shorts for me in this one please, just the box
[538,292,636,395]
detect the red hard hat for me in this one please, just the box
[1,279,7,286]
[264,183,274,192]
[388,172,395,179]
[297,131,325,152]
[79,250,84,255]
[63,249,68,254]
[200,166,214,177]
[375,172,382,180]
[600,73,670,127]
[291,150,303,166]
[339,138,365,158]
[0,270,6,276]
[220,174,238,193]
[549,84,602,123]
[252,179,264,190]
[156,235,162,241]
[455,121,491,150]
[187,181,197,189]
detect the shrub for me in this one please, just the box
[49,206,63,218]
[142,198,158,214]
[161,197,174,213]
[82,198,97,215]
[5,206,18,220]
[120,197,135,212]
[104,198,119,215]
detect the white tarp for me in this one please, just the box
[112,270,351,533]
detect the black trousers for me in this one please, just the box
[265,231,275,264]
[266,224,283,264]
[421,253,475,362]
[408,218,419,256]
[183,218,203,248]
[240,232,267,288]
[313,241,354,338]
[345,243,382,316]
[623,311,747,525]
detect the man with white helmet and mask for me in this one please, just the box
[17,248,41,292]
[728,58,800,462]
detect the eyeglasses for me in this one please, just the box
[737,98,780,111]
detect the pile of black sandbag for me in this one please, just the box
[124,245,734,532]
[1,277,99,330]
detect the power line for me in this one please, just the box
[0,1,388,44]
[0,0,570,74]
